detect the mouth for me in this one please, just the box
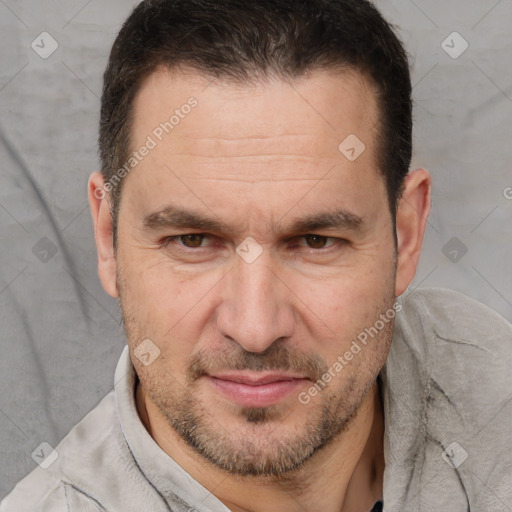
[206,371,310,408]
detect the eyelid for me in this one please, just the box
[291,234,337,246]
[161,234,213,249]
[160,233,347,252]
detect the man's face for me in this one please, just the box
[115,67,397,476]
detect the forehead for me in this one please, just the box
[130,66,379,171]
[123,66,386,232]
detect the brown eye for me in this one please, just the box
[179,234,206,248]
[161,234,209,249]
[303,235,329,249]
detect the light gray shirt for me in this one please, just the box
[2,287,512,511]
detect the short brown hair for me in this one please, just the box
[99,0,412,244]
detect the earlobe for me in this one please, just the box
[88,172,119,298]
[394,169,432,296]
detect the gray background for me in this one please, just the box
[1,0,511,498]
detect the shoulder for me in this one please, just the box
[382,288,512,508]
[397,286,512,345]
[0,482,107,511]
[0,392,116,512]
[1,382,172,512]
[392,287,512,378]
[393,286,512,409]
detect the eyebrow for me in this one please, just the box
[143,206,364,236]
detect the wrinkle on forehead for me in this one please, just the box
[126,66,383,206]
[165,132,346,162]
[190,177,326,183]
[131,66,378,149]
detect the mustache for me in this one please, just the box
[187,342,328,383]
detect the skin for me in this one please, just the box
[89,66,431,512]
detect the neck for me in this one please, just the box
[136,379,384,512]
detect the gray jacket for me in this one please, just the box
[2,288,511,511]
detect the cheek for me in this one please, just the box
[302,264,393,323]
[296,258,395,359]
[120,258,204,364]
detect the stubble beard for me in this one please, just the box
[118,269,395,479]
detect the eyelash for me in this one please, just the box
[160,234,347,254]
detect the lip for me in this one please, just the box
[206,372,309,407]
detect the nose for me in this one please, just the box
[215,250,296,353]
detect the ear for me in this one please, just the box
[88,172,119,298]
[395,169,432,296]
